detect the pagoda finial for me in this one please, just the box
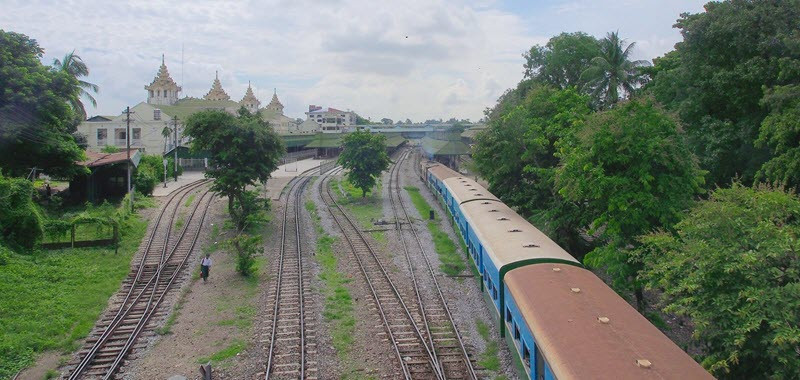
[161,54,165,65]
[215,70,219,80]
[274,87,277,95]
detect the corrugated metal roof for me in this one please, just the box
[79,149,140,168]
[421,136,471,156]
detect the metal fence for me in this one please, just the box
[283,149,316,164]
[319,159,337,175]
[178,158,207,171]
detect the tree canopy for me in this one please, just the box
[523,32,601,90]
[473,83,591,253]
[0,30,86,178]
[647,0,800,186]
[337,130,390,197]
[636,184,800,378]
[556,97,705,309]
[580,31,650,108]
[52,50,98,121]
[183,108,285,230]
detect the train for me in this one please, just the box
[422,161,712,380]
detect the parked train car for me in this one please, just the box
[421,161,711,380]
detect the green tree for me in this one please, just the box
[337,130,390,197]
[161,126,172,153]
[523,32,601,89]
[474,83,592,254]
[557,97,705,309]
[648,0,800,186]
[0,30,85,178]
[756,81,800,189]
[229,233,261,276]
[580,31,650,108]
[183,109,284,230]
[636,184,800,378]
[52,50,98,121]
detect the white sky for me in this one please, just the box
[1,0,708,122]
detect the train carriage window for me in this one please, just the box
[522,344,531,368]
[506,308,512,323]
[514,324,521,340]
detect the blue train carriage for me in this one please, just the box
[457,197,581,330]
[504,264,713,380]
[440,176,498,239]
[424,163,460,202]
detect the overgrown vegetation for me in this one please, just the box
[0,208,147,378]
[306,199,357,375]
[228,233,262,277]
[475,320,501,372]
[404,186,465,276]
[195,339,247,364]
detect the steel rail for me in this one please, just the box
[102,189,216,379]
[390,150,478,380]
[387,150,445,379]
[265,172,313,379]
[319,167,442,380]
[68,179,210,379]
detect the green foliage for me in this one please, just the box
[232,190,271,232]
[0,244,10,266]
[195,339,247,364]
[183,109,284,230]
[100,145,119,153]
[0,213,147,379]
[0,30,86,179]
[636,184,800,378]
[647,0,800,186]
[0,172,45,250]
[474,83,592,253]
[756,83,800,189]
[229,233,262,277]
[52,50,99,121]
[405,186,465,276]
[337,130,391,197]
[557,97,704,308]
[523,32,601,89]
[579,31,650,108]
[133,164,157,196]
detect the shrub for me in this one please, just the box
[229,234,261,277]
[0,172,45,250]
[134,165,157,196]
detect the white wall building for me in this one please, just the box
[305,105,356,133]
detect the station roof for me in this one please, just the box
[505,264,712,380]
[460,198,578,269]
[421,136,471,156]
[303,132,406,149]
[79,149,140,168]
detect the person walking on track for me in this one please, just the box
[201,254,212,282]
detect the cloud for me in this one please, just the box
[1,0,706,122]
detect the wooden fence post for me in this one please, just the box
[113,225,119,254]
[71,225,76,248]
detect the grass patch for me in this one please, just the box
[475,320,501,371]
[404,186,465,276]
[0,214,148,378]
[174,213,185,230]
[156,286,191,335]
[216,305,257,330]
[195,339,247,364]
[307,197,360,378]
[184,193,196,208]
[331,178,385,243]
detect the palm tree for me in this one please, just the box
[580,31,650,108]
[162,126,172,154]
[53,50,99,120]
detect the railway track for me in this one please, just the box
[319,168,442,380]
[387,150,477,380]
[66,180,215,379]
[264,173,317,379]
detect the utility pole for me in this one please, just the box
[124,106,135,212]
[173,115,179,182]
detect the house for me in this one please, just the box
[305,105,356,133]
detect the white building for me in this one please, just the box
[305,105,356,133]
[78,56,315,154]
